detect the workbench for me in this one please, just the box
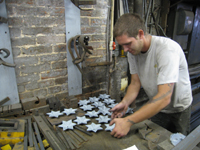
[46,109,174,150]
[77,119,173,150]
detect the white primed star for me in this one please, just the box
[62,108,77,115]
[105,123,115,131]
[46,110,63,118]
[58,120,76,130]
[85,110,99,117]
[74,116,90,125]
[86,122,103,132]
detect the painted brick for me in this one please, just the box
[21,46,52,55]
[41,69,67,80]
[12,47,21,58]
[52,61,67,69]
[36,0,54,6]
[17,74,40,84]
[19,91,34,99]
[37,35,65,44]
[40,53,66,62]
[38,79,55,88]
[40,17,65,27]
[23,17,41,27]
[15,6,37,16]
[11,37,36,46]
[48,86,61,94]
[61,83,68,91]
[14,56,38,65]
[81,26,106,34]
[22,27,53,35]
[81,18,90,26]
[91,18,107,26]
[6,0,36,5]
[18,85,25,93]
[52,26,66,34]
[53,44,66,52]
[7,17,23,27]
[9,28,21,38]
[55,76,67,85]
[91,34,105,41]
[25,82,38,90]
[33,88,47,97]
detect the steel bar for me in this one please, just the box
[32,127,40,150]
[33,122,45,150]
[33,115,66,150]
[69,130,84,143]
[0,97,10,106]
[24,120,28,150]
[28,118,33,147]
[55,127,70,149]
[73,129,88,142]
[65,131,80,149]
[74,125,92,136]
[61,130,75,150]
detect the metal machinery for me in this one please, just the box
[167,0,200,131]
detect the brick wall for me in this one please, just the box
[5,0,123,105]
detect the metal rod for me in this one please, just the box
[74,125,93,136]
[28,118,33,147]
[33,122,45,150]
[73,129,88,142]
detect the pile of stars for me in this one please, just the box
[46,94,134,133]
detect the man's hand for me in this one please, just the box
[110,102,128,119]
[110,118,133,138]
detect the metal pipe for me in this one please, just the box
[134,0,144,18]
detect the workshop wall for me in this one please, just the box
[5,0,126,106]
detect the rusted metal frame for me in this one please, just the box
[172,125,200,150]
[23,120,28,150]
[33,122,45,150]
[33,115,67,150]
[0,119,18,130]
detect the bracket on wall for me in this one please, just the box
[71,0,96,6]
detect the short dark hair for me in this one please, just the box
[114,13,147,38]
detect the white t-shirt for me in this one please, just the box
[128,35,192,113]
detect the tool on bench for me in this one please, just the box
[68,35,93,86]
[0,48,15,67]
[0,119,25,145]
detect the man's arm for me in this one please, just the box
[122,74,141,106]
[110,83,174,138]
[110,74,141,118]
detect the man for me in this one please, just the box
[109,13,192,138]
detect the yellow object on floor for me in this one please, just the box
[1,144,12,150]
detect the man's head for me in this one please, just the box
[114,13,146,38]
[114,13,149,55]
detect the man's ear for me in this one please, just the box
[138,29,144,39]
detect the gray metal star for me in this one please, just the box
[89,97,100,103]
[62,108,77,115]
[86,122,103,132]
[96,115,111,123]
[103,98,115,105]
[105,123,115,131]
[85,110,99,117]
[80,105,94,111]
[108,103,119,108]
[99,94,110,99]
[98,106,110,115]
[78,99,90,106]
[46,110,63,118]
[58,120,76,130]
[126,107,134,114]
[92,101,104,108]
[73,116,90,125]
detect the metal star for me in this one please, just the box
[92,101,104,108]
[108,103,118,108]
[78,99,90,106]
[73,116,90,125]
[62,108,77,115]
[46,110,63,118]
[105,123,115,131]
[98,106,110,115]
[103,98,115,105]
[99,94,110,99]
[58,120,76,130]
[86,122,103,132]
[80,105,94,111]
[126,107,134,114]
[89,97,100,103]
[96,115,111,123]
[85,110,99,117]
